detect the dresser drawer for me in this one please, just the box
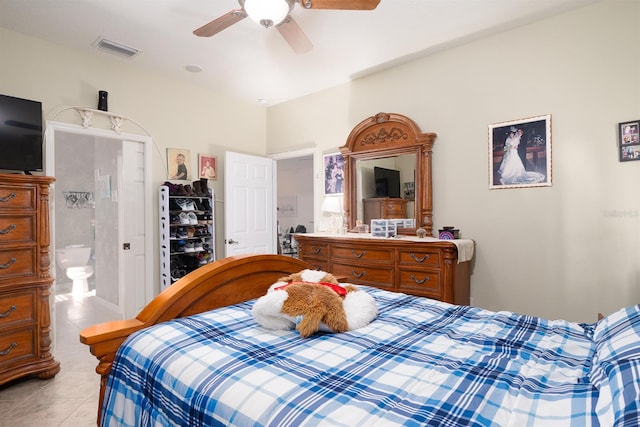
[0,247,36,281]
[383,200,406,216]
[0,184,36,211]
[398,250,441,268]
[0,326,36,369]
[398,269,442,297]
[302,258,329,272]
[299,242,328,258]
[0,290,36,329]
[332,262,394,288]
[331,246,393,264]
[0,215,36,244]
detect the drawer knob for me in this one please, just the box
[0,258,16,269]
[0,224,16,235]
[0,192,17,203]
[351,270,366,278]
[410,274,430,284]
[351,250,366,258]
[0,342,17,356]
[0,305,16,318]
[410,253,430,263]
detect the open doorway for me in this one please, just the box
[271,149,316,258]
[45,121,154,320]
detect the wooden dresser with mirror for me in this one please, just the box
[297,112,472,304]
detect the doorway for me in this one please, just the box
[271,148,317,257]
[45,121,154,319]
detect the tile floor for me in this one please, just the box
[0,284,121,426]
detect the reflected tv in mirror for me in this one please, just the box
[374,166,401,198]
[0,94,43,173]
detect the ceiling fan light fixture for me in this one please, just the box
[242,0,293,28]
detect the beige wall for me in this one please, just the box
[267,2,640,321]
[1,27,268,288]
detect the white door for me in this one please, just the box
[119,140,148,318]
[224,151,276,256]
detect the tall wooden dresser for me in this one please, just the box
[0,174,59,385]
[362,197,408,226]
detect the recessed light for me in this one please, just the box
[185,65,202,73]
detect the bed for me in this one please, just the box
[80,254,640,426]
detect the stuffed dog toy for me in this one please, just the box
[252,269,377,338]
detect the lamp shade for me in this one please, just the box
[242,0,292,28]
[321,196,343,214]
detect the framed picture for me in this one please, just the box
[489,114,552,189]
[618,120,640,162]
[323,152,345,195]
[198,154,218,180]
[167,148,191,181]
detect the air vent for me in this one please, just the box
[93,37,140,58]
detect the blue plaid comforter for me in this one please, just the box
[102,288,606,426]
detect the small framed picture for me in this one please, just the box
[167,148,191,180]
[489,114,552,189]
[618,120,640,162]
[198,154,218,180]
[323,152,345,195]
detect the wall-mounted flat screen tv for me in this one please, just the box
[374,166,401,198]
[0,94,43,173]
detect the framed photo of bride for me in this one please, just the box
[488,114,552,189]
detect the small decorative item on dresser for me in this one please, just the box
[416,227,427,238]
[438,226,460,240]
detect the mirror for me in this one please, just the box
[339,112,436,236]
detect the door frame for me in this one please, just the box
[44,120,154,316]
[269,147,321,233]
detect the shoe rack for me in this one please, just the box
[159,180,216,291]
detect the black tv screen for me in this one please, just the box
[374,166,401,198]
[0,94,43,172]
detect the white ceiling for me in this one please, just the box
[0,0,596,106]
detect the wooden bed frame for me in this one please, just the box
[79,253,313,425]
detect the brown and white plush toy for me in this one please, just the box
[252,269,378,338]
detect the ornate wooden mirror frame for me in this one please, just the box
[339,112,437,236]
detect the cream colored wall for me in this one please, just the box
[1,27,267,292]
[267,2,640,322]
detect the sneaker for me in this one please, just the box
[179,212,190,224]
[170,228,177,239]
[193,240,204,252]
[170,215,180,224]
[187,212,198,225]
[201,199,212,211]
[184,241,195,253]
[177,227,188,238]
[169,199,181,211]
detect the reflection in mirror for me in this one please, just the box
[355,154,415,225]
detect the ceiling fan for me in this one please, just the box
[193,0,381,54]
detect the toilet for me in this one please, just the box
[56,245,94,295]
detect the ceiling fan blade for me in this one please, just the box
[193,9,248,37]
[297,0,380,10]
[276,16,313,54]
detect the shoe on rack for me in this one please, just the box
[184,241,195,253]
[169,199,182,211]
[170,215,180,224]
[173,240,185,253]
[170,228,177,239]
[201,199,212,212]
[187,212,198,225]
[184,185,197,197]
[177,227,188,238]
[179,212,191,225]
[176,199,196,211]
[186,226,196,238]
[176,184,189,196]
[193,240,204,252]
[163,182,179,195]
